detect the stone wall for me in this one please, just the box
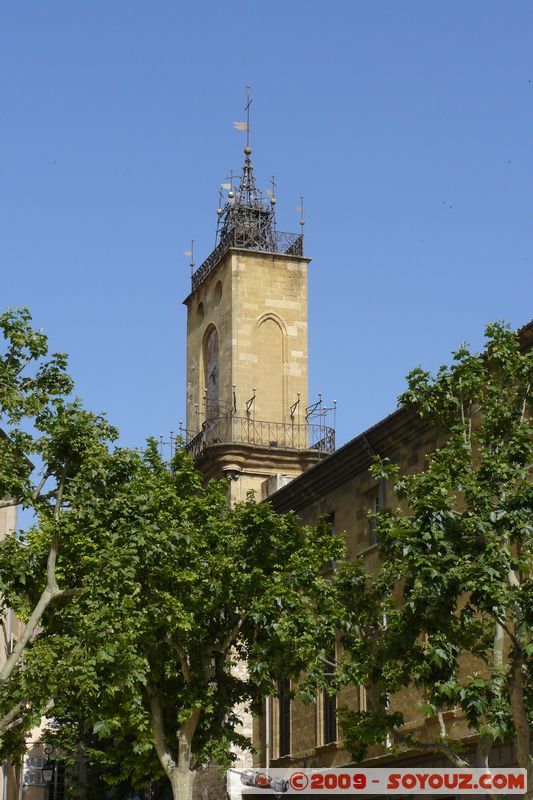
[185,249,310,436]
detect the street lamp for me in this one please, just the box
[42,763,54,783]
[42,744,54,791]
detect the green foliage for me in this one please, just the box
[0,308,344,795]
[337,707,403,763]
[42,443,343,788]
[337,323,533,770]
[0,308,118,761]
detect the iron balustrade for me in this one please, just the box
[191,231,304,291]
[185,416,335,461]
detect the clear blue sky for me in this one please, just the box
[2,1,532,449]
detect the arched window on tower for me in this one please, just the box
[255,315,284,422]
[204,326,219,421]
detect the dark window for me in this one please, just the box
[368,480,386,545]
[323,653,337,744]
[204,326,219,420]
[46,762,66,800]
[278,678,291,757]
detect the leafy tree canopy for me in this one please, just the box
[336,323,533,794]
[0,308,343,800]
[0,307,118,757]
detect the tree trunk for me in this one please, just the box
[148,686,200,800]
[169,767,196,800]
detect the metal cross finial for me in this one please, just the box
[226,170,236,190]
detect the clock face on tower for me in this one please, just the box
[204,326,219,421]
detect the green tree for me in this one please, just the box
[0,309,342,799]
[0,307,118,755]
[336,323,532,794]
[34,444,342,800]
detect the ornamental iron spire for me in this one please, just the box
[188,91,304,293]
[216,87,277,251]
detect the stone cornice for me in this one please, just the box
[265,407,433,513]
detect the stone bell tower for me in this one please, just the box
[183,140,334,502]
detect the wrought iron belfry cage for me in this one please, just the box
[190,143,304,292]
[217,146,278,252]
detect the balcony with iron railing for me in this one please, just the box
[185,416,335,462]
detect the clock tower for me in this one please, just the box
[183,142,334,502]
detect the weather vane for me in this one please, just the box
[233,85,252,148]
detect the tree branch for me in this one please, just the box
[507,569,520,589]
[164,635,191,685]
[490,613,519,650]
[14,357,32,378]
[0,697,54,737]
[0,584,62,684]
[45,464,68,595]
[177,708,201,773]
[493,617,505,671]
[33,470,52,500]
[0,466,72,685]
[56,587,83,598]
[53,465,67,519]
[390,725,471,768]
[520,384,530,423]
[213,651,228,727]
[475,734,494,770]
[436,709,447,740]
[147,683,178,780]
[437,709,497,800]
[213,615,246,653]
[0,701,26,735]
[148,682,200,786]
[322,655,340,670]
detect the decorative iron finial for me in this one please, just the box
[298,195,305,232]
[267,176,277,207]
[245,387,256,419]
[184,240,195,275]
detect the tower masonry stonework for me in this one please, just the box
[185,249,309,429]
